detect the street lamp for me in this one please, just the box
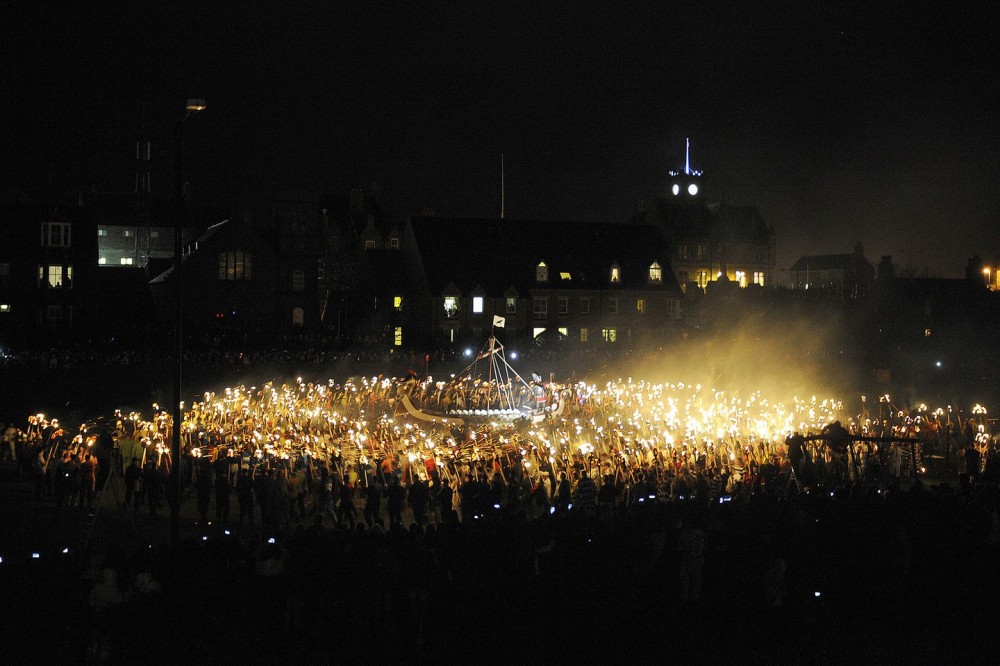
[172,97,206,545]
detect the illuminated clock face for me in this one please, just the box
[672,184,680,196]
[688,183,699,196]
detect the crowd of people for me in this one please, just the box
[3,362,1000,662]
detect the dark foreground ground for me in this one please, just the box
[4,464,1000,664]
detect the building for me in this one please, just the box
[0,190,99,342]
[632,141,775,292]
[788,243,876,297]
[395,216,683,348]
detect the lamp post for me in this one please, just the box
[171,98,206,545]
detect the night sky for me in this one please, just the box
[5,2,998,278]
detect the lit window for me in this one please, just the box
[506,297,517,314]
[40,265,64,288]
[696,244,705,259]
[292,270,305,292]
[97,228,108,237]
[649,262,662,283]
[0,304,10,313]
[533,328,546,339]
[602,328,617,343]
[697,271,709,289]
[636,298,645,314]
[472,296,484,313]
[394,327,403,346]
[443,296,459,319]
[123,229,134,238]
[394,296,403,311]
[580,328,588,343]
[99,257,107,265]
[536,261,548,282]
[579,298,590,315]
[120,257,134,265]
[610,264,621,283]
[558,297,568,315]
[150,231,159,239]
[219,251,252,280]
[735,270,747,287]
[559,272,572,281]
[533,297,547,319]
[608,298,618,314]
[389,237,400,249]
[753,271,765,286]
[292,307,304,326]
[557,327,568,337]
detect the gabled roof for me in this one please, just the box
[632,198,773,243]
[788,253,872,272]
[408,216,680,295]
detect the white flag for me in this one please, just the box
[493,315,506,328]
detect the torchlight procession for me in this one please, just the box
[17,371,995,496]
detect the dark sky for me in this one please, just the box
[5,1,998,278]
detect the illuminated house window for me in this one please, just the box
[608,298,618,314]
[753,271,765,286]
[735,270,747,287]
[41,222,71,247]
[697,271,709,289]
[649,262,662,283]
[472,296,484,313]
[394,327,403,346]
[559,272,572,281]
[123,229,134,238]
[536,261,548,282]
[602,328,617,343]
[394,296,403,311]
[219,251,252,280]
[580,328,588,342]
[533,297,548,319]
[558,297,568,315]
[636,298,645,314]
[120,257,134,265]
[389,237,400,249]
[443,296,459,319]
[558,327,568,337]
[39,265,68,288]
[506,297,517,314]
[99,257,107,265]
[533,327,546,338]
[579,297,590,315]
[0,304,9,313]
[97,228,108,237]
[292,270,305,292]
[610,264,621,284]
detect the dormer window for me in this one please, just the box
[536,261,548,283]
[559,271,572,281]
[649,262,662,283]
[610,263,621,284]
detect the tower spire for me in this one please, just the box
[685,137,691,175]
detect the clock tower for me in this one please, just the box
[668,138,703,199]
